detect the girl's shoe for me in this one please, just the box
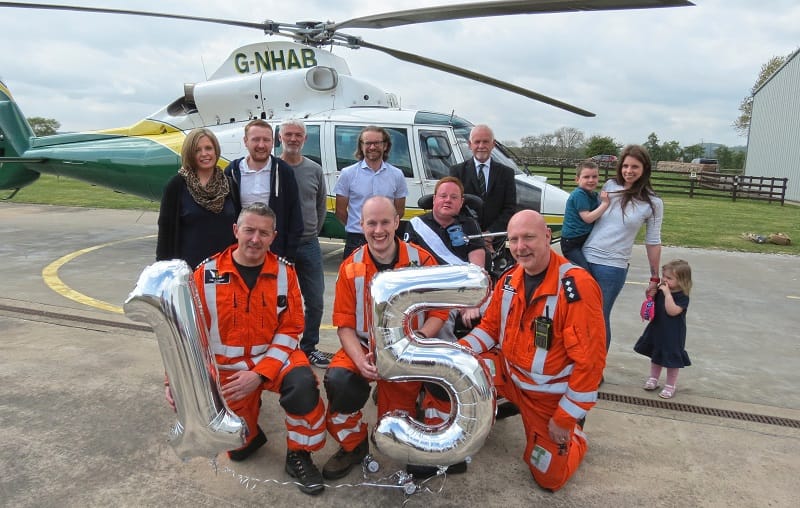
[643,377,659,391]
[658,385,676,399]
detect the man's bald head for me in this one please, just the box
[507,210,553,275]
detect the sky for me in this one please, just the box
[0,0,797,149]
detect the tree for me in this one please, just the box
[733,54,787,136]
[683,144,705,161]
[27,117,61,136]
[660,140,682,162]
[553,127,585,158]
[714,145,733,168]
[643,132,661,162]
[583,136,618,158]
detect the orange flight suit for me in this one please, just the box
[195,245,326,452]
[460,250,606,491]
[325,241,448,451]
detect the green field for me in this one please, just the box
[6,174,799,255]
[8,174,160,211]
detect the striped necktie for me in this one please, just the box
[477,163,486,196]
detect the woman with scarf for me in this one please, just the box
[157,128,236,268]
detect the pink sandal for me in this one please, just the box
[643,377,659,391]
[658,385,676,399]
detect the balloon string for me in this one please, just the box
[208,457,449,501]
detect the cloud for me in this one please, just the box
[1,0,797,147]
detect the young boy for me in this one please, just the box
[560,160,610,268]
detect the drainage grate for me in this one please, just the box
[599,392,800,429]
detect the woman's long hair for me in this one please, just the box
[180,128,221,173]
[614,144,657,215]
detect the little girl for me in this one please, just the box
[634,259,692,399]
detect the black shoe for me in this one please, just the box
[228,426,267,462]
[285,450,325,495]
[307,349,331,368]
[406,461,467,480]
[496,401,520,420]
[322,439,368,480]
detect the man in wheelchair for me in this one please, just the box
[404,176,486,340]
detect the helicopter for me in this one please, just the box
[0,1,694,239]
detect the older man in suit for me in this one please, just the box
[449,124,517,252]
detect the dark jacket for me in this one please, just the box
[156,173,236,267]
[225,157,303,260]
[450,158,517,233]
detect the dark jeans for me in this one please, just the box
[295,238,325,354]
[343,232,367,260]
[560,234,590,269]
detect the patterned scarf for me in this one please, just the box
[178,166,230,213]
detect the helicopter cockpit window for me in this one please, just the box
[516,180,542,213]
[334,125,413,178]
[274,124,322,166]
[419,131,456,180]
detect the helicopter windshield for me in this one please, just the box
[411,111,521,174]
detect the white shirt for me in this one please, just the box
[240,156,271,207]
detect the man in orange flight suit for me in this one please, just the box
[321,195,448,480]
[166,203,327,495]
[460,210,606,491]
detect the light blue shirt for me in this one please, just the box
[333,160,408,233]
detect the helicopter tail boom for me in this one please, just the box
[0,81,42,192]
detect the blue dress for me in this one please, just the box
[634,290,691,368]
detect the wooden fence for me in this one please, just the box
[527,165,788,205]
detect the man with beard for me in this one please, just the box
[225,119,303,261]
[334,126,408,259]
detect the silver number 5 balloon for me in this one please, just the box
[369,263,495,467]
[124,260,245,460]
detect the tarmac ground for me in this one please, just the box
[1,202,798,507]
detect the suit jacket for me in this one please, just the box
[450,158,517,233]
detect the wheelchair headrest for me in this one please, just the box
[417,193,484,213]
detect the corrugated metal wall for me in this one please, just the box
[745,51,800,203]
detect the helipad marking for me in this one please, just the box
[42,235,156,314]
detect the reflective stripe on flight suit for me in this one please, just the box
[351,244,421,345]
[204,257,291,371]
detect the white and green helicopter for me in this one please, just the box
[0,0,693,238]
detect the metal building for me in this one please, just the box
[744,48,800,203]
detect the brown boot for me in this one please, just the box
[322,439,368,480]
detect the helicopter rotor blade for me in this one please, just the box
[332,0,694,30]
[357,39,595,117]
[0,1,286,33]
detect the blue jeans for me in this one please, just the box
[294,238,325,354]
[587,262,628,350]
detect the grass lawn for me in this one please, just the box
[6,174,160,211]
[6,174,799,255]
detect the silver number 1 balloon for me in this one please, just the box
[124,260,245,460]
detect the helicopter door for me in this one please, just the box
[413,126,459,197]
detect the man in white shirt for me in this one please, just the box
[333,126,407,259]
[224,119,303,260]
